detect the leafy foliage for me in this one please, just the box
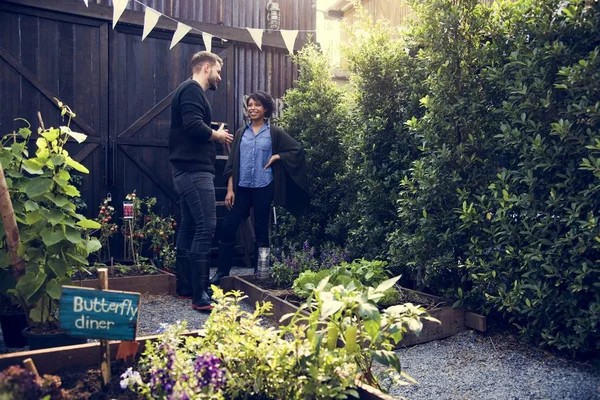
[0,365,70,400]
[0,100,101,328]
[276,42,349,250]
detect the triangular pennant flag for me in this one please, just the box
[280,30,298,55]
[246,28,264,51]
[202,32,213,53]
[142,7,161,40]
[112,0,129,29]
[170,22,192,49]
[83,0,89,6]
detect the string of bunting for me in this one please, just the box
[81,0,314,53]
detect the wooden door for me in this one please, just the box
[0,2,108,219]
[108,25,234,258]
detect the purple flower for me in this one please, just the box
[194,353,227,390]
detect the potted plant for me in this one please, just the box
[0,100,102,349]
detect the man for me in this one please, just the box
[169,51,233,311]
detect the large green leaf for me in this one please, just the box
[45,279,62,300]
[61,126,87,143]
[47,258,67,277]
[61,184,80,197]
[40,208,65,226]
[40,227,66,247]
[86,237,102,253]
[25,211,43,225]
[45,194,72,208]
[25,177,53,198]
[41,128,59,142]
[51,154,66,167]
[65,158,89,174]
[359,302,381,323]
[15,270,46,301]
[77,218,101,229]
[24,200,39,212]
[320,300,343,319]
[65,226,84,244]
[66,251,89,266]
[375,276,401,293]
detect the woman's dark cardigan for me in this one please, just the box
[223,125,309,215]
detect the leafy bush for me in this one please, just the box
[339,5,427,260]
[269,241,320,287]
[277,42,349,250]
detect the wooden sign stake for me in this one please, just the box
[22,358,39,377]
[98,268,111,388]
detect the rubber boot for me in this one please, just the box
[176,249,193,299]
[190,253,214,312]
[210,242,234,286]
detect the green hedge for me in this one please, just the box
[280,0,599,354]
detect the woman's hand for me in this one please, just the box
[264,154,281,169]
[225,190,235,210]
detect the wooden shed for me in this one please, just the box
[0,0,316,260]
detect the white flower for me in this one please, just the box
[120,367,142,389]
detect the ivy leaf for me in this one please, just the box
[25,211,43,225]
[22,159,44,175]
[25,177,53,198]
[24,200,39,212]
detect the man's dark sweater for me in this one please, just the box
[169,79,216,173]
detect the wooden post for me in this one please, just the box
[97,268,111,387]
[0,163,26,278]
[22,358,39,377]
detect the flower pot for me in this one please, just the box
[21,327,87,350]
[0,312,28,348]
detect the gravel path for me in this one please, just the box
[1,267,599,400]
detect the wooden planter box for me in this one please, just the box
[75,269,176,296]
[221,275,485,347]
[0,332,392,400]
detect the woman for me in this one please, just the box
[210,91,308,285]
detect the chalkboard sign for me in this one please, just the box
[59,286,141,341]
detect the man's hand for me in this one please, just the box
[212,123,233,145]
[225,190,235,210]
[264,154,281,169]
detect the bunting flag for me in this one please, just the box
[112,0,129,29]
[170,22,192,49]
[246,28,264,51]
[280,30,298,55]
[82,0,88,6]
[202,32,213,53]
[142,6,161,40]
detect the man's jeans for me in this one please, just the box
[172,169,216,255]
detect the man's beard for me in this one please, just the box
[208,75,218,91]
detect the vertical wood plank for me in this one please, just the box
[98,268,111,387]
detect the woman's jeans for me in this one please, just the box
[221,183,274,248]
[172,170,216,255]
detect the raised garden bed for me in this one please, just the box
[221,275,485,347]
[0,332,393,400]
[74,266,176,296]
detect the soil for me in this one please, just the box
[244,275,445,310]
[59,360,140,399]
[73,264,162,281]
